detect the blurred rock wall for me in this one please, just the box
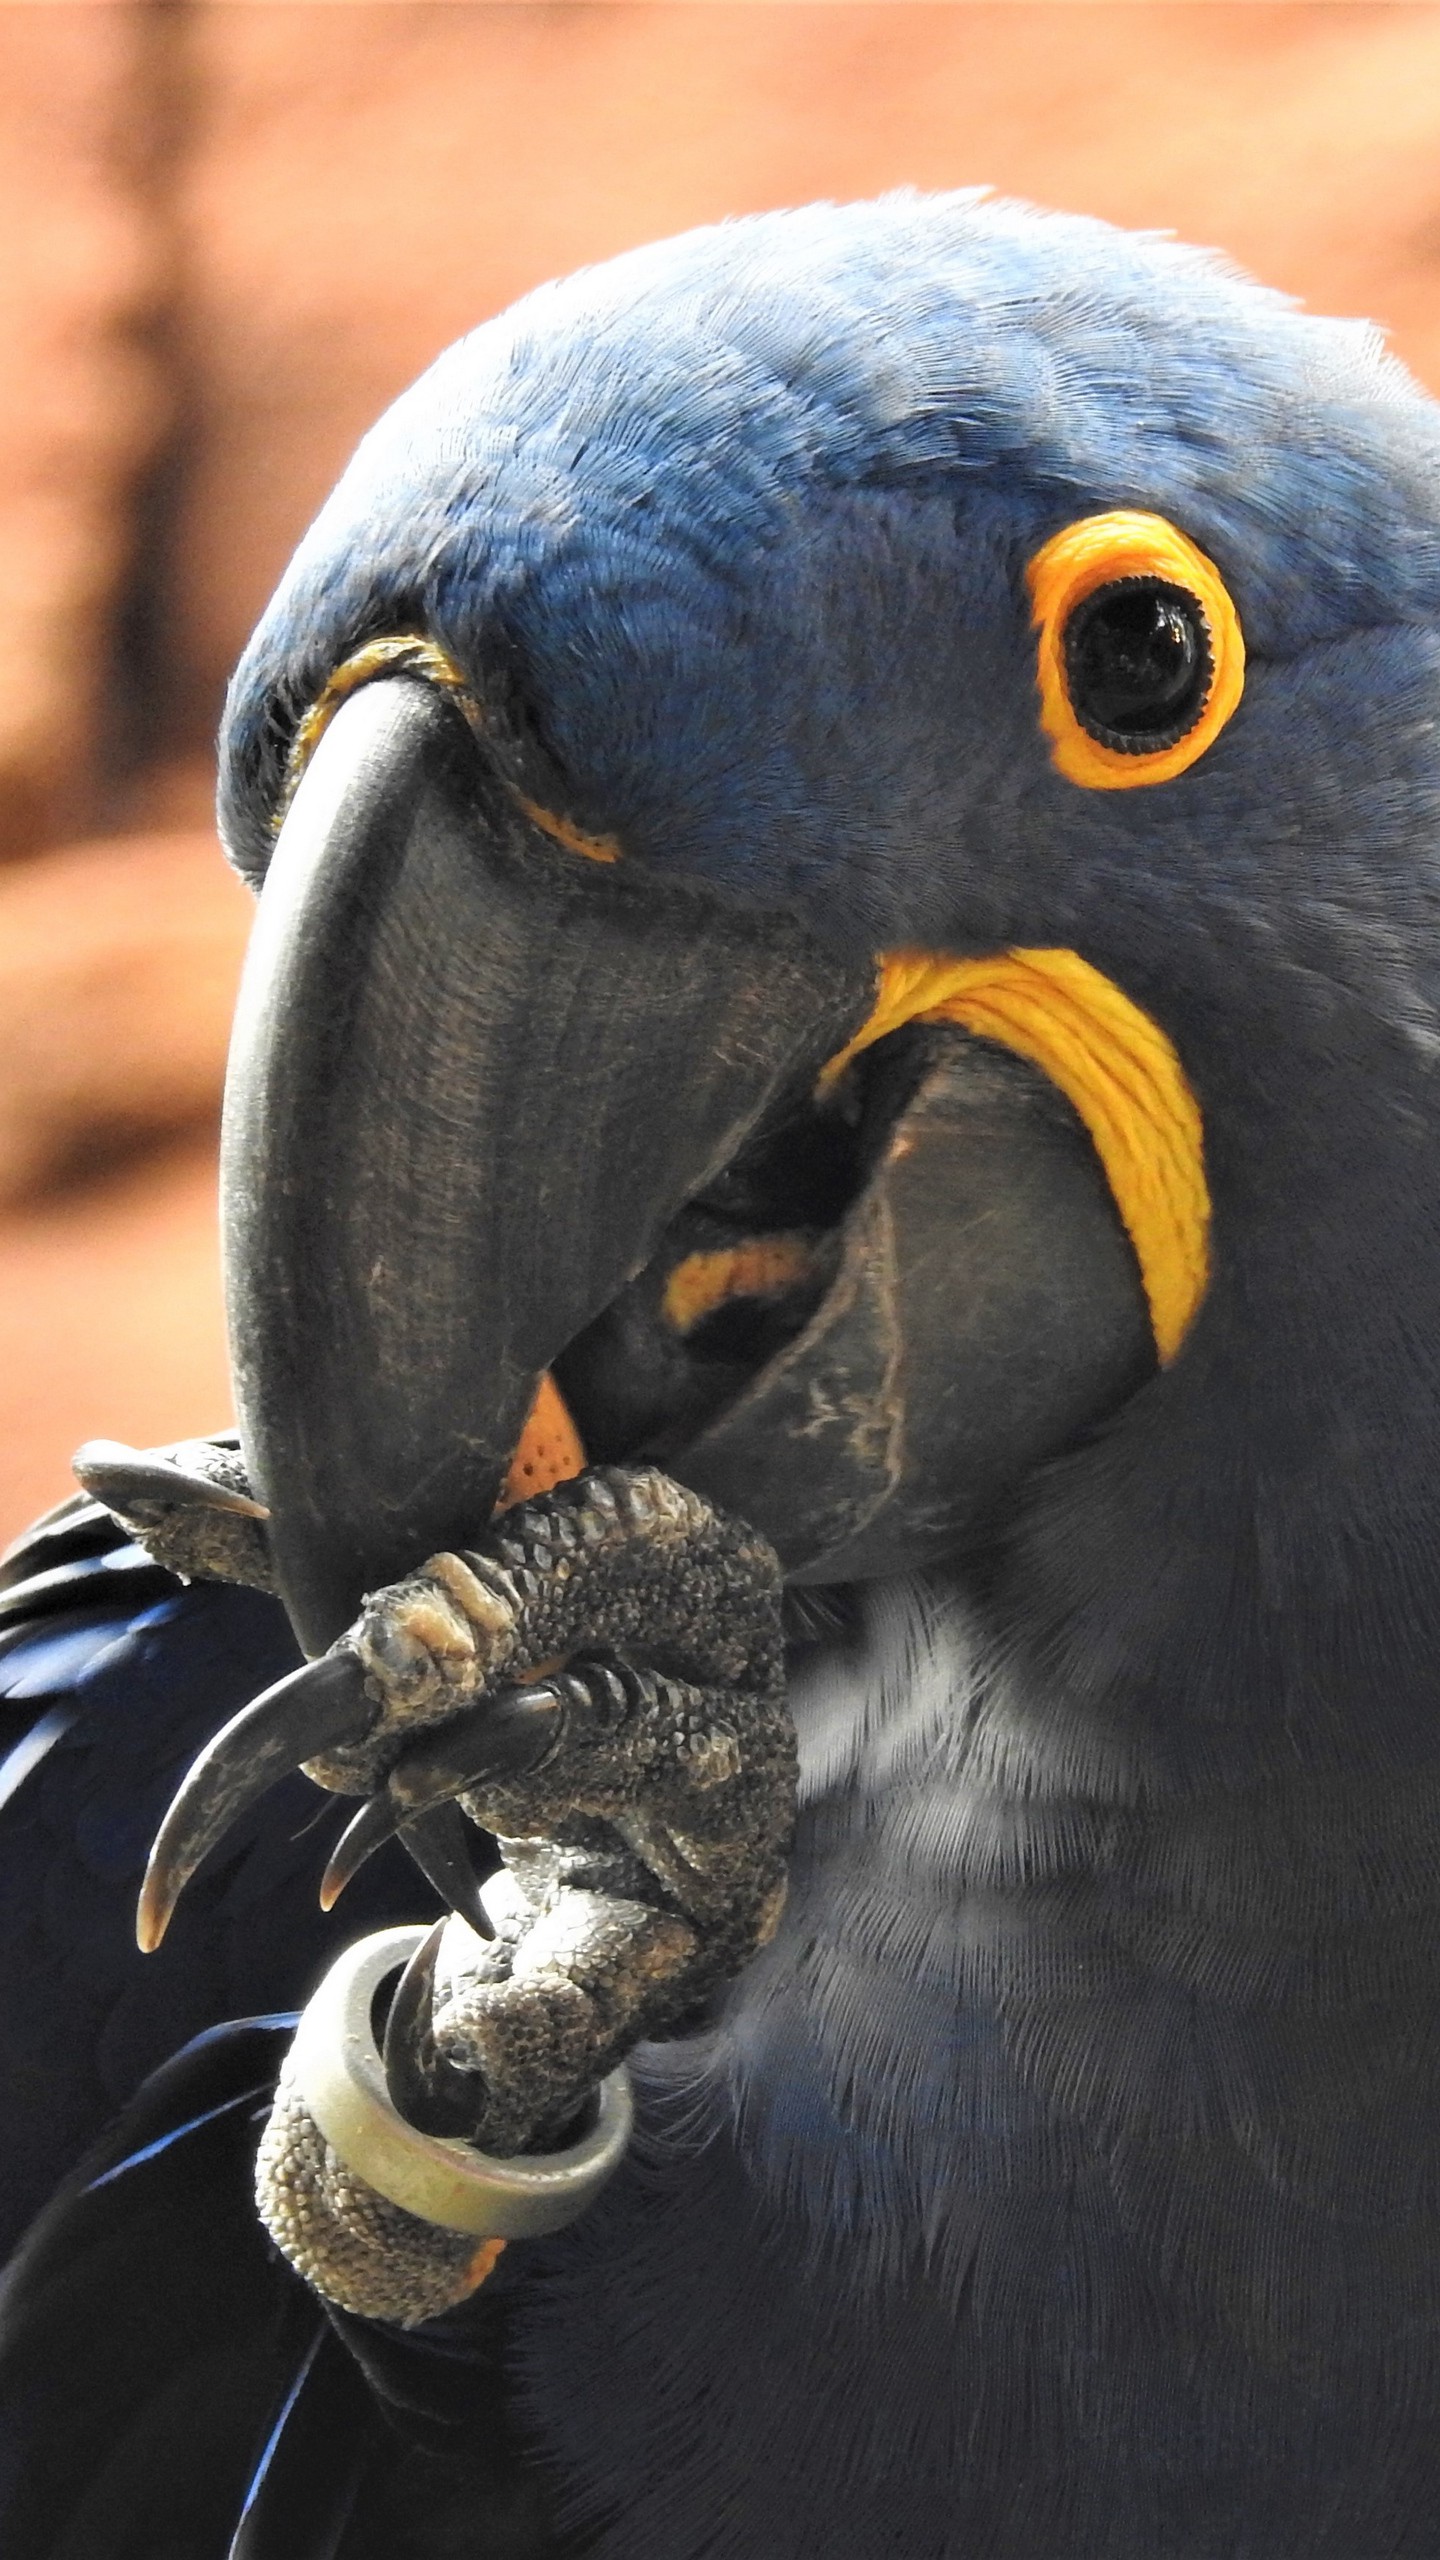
[6,0,1440,1537]
[0,6,163,858]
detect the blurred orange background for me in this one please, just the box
[5,0,1440,1545]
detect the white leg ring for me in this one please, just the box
[288,1922,633,2240]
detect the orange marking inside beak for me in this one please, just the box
[497,1371,586,1511]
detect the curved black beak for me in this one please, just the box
[222,677,871,1653]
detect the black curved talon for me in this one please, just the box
[72,1438,271,1522]
[137,1648,377,1950]
[381,1917,489,2140]
[397,1802,496,1940]
[319,1791,402,1912]
[384,1679,565,1817]
[72,1433,278,1594]
[321,1793,494,1935]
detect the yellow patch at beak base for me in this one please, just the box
[821,948,1209,1364]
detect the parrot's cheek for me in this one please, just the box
[223,672,1154,1652]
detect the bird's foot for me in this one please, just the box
[71,1431,277,1591]
[253,1909,640,2323]
[139,1466,793,2310]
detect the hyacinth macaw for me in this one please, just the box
[3,190,1440,2558]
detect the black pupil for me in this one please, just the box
[1063,578,1212,752]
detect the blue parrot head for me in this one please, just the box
[214,193,1440,1660]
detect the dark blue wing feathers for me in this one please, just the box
[0,2020,358,2560]
[0,2016,560,2558]
[0,1501,435,2250]
[0,1504,563,2552]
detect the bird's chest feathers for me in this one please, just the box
[516,1574,1440,2555]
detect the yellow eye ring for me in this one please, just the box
[1027,510,1245,790]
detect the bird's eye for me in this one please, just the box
[1064,580,1210,750]
[1027,511,1244,789]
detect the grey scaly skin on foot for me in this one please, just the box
[254,2066,489,2325]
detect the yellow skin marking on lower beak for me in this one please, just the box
[822,948,1209,1365]
[662,1236,821,1336]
